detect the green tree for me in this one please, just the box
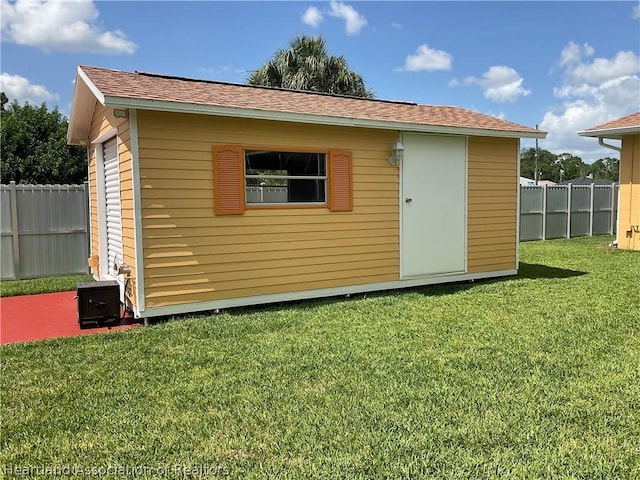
[520,148,590,183]
[248,35,374,98]
[556,153,588,182]
[520,147,558,181]
[587,157,619,181]
[0,98,87,184]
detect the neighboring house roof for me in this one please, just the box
[68,65,547,145]
[578,112,640,139]
[519,177,536,186]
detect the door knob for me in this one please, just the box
[405,198,412,203]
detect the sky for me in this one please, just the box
[1,0,639,162]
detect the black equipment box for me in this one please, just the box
[76,280,121,329]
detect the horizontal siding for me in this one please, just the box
[137,110,399,307]
[467,137,518,273]
[144,271,398,306]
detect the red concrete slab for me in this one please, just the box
[0,291,141,345]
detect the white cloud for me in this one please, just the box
[463,66,531,103]
[301,2,366,35]
[399,44,452,72]
[302,6,323,28]
[632,4,640,19]
[539,101,613,159]
[569,50,640,84]
[559,41,594,67]
[1,0,137,54]
[539,42,640,161]
[328,1,367,35]
[0,73,59,105]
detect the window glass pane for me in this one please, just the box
[246,151,325,176]
[245,150,326,204]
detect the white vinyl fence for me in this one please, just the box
[0,182,620,280]
[520,184,618,241]
[245,186,288,203]
[1,182,90,280]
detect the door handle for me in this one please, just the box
[405,198,412,203]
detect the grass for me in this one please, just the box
[1,236,639,479]
[0,274,93,297]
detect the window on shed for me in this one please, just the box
[245,150,327,204]
[213,146,352,214]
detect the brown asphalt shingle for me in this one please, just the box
[80,65,543,136]
[583,112,640,132]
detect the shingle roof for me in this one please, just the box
[583,112,640,132]
[76,65,545,137]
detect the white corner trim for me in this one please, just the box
[398,132,405,280]
[516,138,521,265]
[138,269,517,319]
[128,109,146,315]
[464,136,468,273]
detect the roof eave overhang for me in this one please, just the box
[67,67,105,145]
[104,96,547,139]
[578,125,640,139]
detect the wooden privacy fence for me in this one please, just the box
[520,184,619,241]
[1,182,90,280]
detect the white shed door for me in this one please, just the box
[401,134,466,278]
[103,137,123,277]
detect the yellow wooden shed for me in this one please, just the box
[579,112,640,251]
[67,65,546,320]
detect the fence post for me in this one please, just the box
[542,184,547,241]
[9,181,21,280]
[566,184,572,239]
[589,183,594,237]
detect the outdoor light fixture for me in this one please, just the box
[388,140,404,166]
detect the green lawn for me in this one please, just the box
[0,274,93,297]
[1,237,639,479]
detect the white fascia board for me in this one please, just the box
[103,96,546,140]
[77,66,106,105]
[578,125,640,139]
[67,73,83,144]
[137,269,517,319]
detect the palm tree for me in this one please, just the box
[248,35,373,98]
